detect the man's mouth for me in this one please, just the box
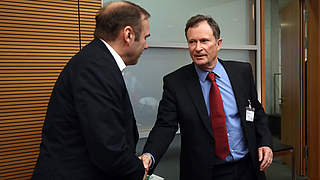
[194,54,206,58]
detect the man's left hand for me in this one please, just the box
[258,146,273,171]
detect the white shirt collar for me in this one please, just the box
[99,38,126,72]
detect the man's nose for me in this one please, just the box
[195,42,202,51]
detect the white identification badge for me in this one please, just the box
[246,100,255,122]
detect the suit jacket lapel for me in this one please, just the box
[185,64,214,138]
[219,60,247,124]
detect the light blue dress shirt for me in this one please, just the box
[194,60,248,161]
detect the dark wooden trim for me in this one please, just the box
[299,0,306,175]
[307,0,320,179]
[260,0,266,107]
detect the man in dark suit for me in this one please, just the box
[32,1,150,180]
[140,15,273,180]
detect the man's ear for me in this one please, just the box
[216,38,223,51]
[123,26,135,44]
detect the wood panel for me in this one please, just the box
[0,0,100,179]
[280,0,305,175]
[80,0,100,47]
[307,0,320,179]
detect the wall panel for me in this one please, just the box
[0,0,100,179]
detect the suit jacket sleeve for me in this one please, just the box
[72,54,144,179]
[143,75,179,173]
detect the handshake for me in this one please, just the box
[139,153,153,180]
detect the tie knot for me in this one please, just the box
[207,72,216,82]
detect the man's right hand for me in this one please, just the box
[139,154,152,180]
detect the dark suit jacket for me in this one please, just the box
[32,38,145,180]
[143,60,272,180]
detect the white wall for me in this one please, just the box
[102,0,259,136]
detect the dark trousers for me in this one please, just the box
[211,154,257,180]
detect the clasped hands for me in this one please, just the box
[139,153,152,180]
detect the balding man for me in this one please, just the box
[32,1,151,180]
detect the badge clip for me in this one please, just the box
[246,99,255,122]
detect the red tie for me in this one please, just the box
[207,73,230,160]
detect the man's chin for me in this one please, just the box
[193,59,207,66]
[128,59,139,66]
